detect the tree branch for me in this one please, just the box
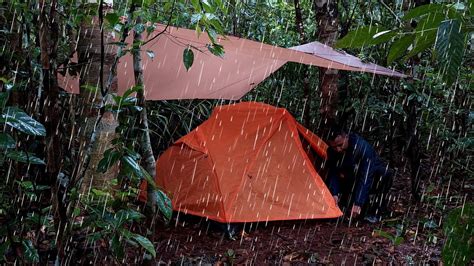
[378,0,402,27]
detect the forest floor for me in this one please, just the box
[150,172,470,265]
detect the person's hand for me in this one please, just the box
[333,195,339,205]
[350,205,361,218]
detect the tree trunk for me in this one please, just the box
[405,0,430,201]
[314,0,339,131]
[228,0,240,37]
[294,0,312,127]
[132,15,157,212]
[38,0,67,262]
[76,6,119,194]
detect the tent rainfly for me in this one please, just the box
[139,102,342,223]
[59,24,406,100]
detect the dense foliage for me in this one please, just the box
[0,0,472,264]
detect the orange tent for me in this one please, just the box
[140,102,342,223]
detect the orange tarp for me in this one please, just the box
[140,102,342,223]
[59,24,406,100]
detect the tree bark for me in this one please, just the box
[132,15,157,212]
[38,0,67,262]
[403,0,430,201]
[76,5,119,194]
[314,0,339,131]
[294,0,312,127]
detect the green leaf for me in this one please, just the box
[2,107,46,136]
[114,209,144,227]
[335,26,396,48]
[206,28,218,43]
[191,13,202,24]
[388,34,415,64]
[122,85,143,99]
[91,188,111,198]
[403,4,446,20]
[111,234,124,259]
[122,155,142,178]
[98,148,121,173]
[190,0,201,12]
[156,189,172,222]
[22,240,39,263]
[374,229,395,242]
[416,11,448,34]
[105,12,119,26]
[0,92,7,111]
[135,23,145,35]
[393,236,404,246]
[435,19,466,86]
[6,150,45,165]
[140,165,157,189]
[0,133,15,149]
[207,43,225,57]
[442,203,474,265]
[201,1,216,13]
[404,28,436,59]
[86,232,103,243]
[183,47,194,71]
[131,234,156,258]
[17,180,50,191]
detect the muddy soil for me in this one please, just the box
[150,173,469,264]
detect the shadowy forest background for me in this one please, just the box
[0,0,472,264]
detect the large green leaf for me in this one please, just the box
[122,155,143,178]
[156,189,172,222]
[111,234,125,259]
[435,19,466,86]
[387,34,416,64]
[131,234,156,258]
[404,27,437,59]
[2,107,46,136]
[207,43,225,57]
[183,47,194,71]
[6,150,45,165]
[97,148,121,173]
[114,209,144,228]
[105,12,119,26]
[140,165,157,189]
[0,133,15,149]
[442,203,474,265]
[416,11,448,34]
[403,4,446,20]
[22,240,39,263]
[335,26,396,49]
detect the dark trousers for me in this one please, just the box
[366,167,394,215]
[338,167,394,216]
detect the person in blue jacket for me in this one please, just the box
[326,127,394,221]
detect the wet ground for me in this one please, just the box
[150,172,468,264]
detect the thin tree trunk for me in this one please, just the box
[229,0,239,37]
[294,0,311,127]
[403,0,429,201]
[76,4,119,194]
[132,15,157,212]
[314,0,339,131]
[39,0,66,262]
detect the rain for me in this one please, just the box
[0,0,472,265]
